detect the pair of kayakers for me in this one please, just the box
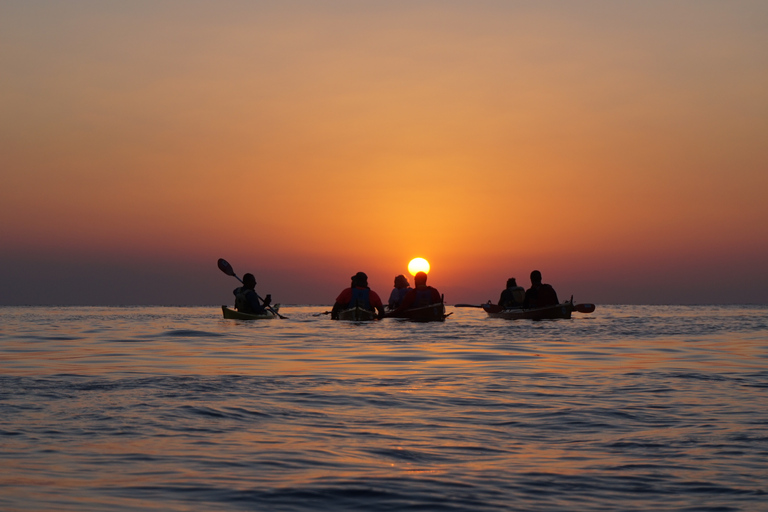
[331,271,442,319]
[498,270,559,309]
[387,271,442,316]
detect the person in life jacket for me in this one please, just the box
[390,271,442,315]
[233,273,271,314]
[331,272,386,319]
[388,274,412,310]
[498,277,525,309]
[522,270,559,308]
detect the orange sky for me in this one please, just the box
[1,1,767,305]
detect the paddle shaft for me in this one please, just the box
[456,302,594,313]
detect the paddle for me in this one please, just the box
[312,311,332,317]
[567,296,596,314]
[217,258,288,319]
[456,302,594,314]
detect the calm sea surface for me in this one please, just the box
[1,305,767,511]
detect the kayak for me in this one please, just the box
[481,300,595,320]
[333,305,378,321]
[388,302,451,322]
[221,305,280,320]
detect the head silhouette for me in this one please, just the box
[351,272,368,287]
[243,273,257,289]
[530,270,542,285]
[414,272,428,286]
[506,278,517,288]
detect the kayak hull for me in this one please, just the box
[334,306,378,321]
[221,305,279,320]
[482,302,574,320]
[389,303,450,322]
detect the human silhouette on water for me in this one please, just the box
[233,273,271,314]
[389,271,442,315]
[332,272,386,319]
[388,274,412,310]
[498,277,525,309]
[523,270,559,308]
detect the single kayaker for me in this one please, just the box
[389,271,442,315]
[331,272,386,319]
[498,277,525,308]
[388,274,412,310]
[523,270,559,308]
[233,273,272,314]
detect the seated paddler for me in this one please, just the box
[388,274,412,310]
[388,271,442,315]
[332,272,386,319]
[523,270,559,308]
[498,277,525,309]
[233,273,271,314]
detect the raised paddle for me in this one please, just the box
[217,258,288,319]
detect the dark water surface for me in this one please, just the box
[1,305,767,511]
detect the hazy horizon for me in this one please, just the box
[2,1,767,307]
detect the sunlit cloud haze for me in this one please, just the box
[1,1,767,305]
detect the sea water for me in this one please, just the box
[1,305,767,511]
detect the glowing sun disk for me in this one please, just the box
[408,258,430,276]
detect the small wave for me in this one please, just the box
[160,329,226,338]
[14,334,82,342]
[176,405,272,420]
[366,447,451,463]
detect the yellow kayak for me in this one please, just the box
[221,305,280,320]
[333,306,378,321]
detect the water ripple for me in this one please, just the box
[1,305,767,511]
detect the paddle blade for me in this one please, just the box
[575,303,596,314]
[453,304,484,308]
[217,258,236,277]
[482,304,504,314]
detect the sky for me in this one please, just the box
[1,0,767,306]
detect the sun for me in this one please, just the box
[407,257,430,276]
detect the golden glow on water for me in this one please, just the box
[2,306,768,511]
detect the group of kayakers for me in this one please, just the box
[329,270,442,319]
[232,268,559,318]
[498,270,559,309]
